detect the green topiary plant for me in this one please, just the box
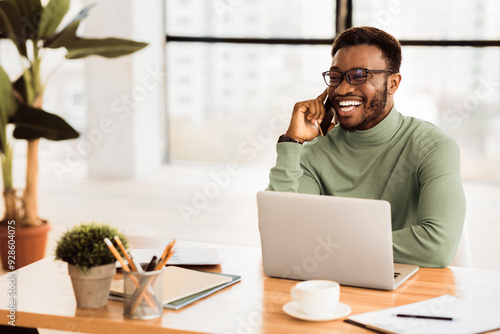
[55,222,128,273]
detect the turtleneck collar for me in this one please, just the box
[342,106,402,145]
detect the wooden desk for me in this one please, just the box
[1,240,500,333]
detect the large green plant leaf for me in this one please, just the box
[65,38,148,59]
[38,0,70,38]
[0,1,27,56]
[4,0,43,39]
[12,105,79,141]
[0,65,17,153]
[43,3,148,58]
[43,19,80,49]
[43,3,94,48]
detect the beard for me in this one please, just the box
[339,79,389,132]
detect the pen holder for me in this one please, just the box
[123,268,164,319]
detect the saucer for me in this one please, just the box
[282,301,351,322]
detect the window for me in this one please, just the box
[165,0,500,182]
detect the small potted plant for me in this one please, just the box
[55,222,129,308]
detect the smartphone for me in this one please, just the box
[319,96,335,136]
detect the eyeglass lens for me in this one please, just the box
[327,69,367,86]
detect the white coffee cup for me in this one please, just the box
[290,280,340,316]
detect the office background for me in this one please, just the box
[1,0,499,272]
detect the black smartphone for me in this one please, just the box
[319,96,335,136]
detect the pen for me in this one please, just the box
[145,256,158,272]
[394,314,453,321]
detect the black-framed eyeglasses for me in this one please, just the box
[322,68,395,87]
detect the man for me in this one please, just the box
[267,26,466,268]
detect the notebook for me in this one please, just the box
[110,266,241,309]
[257,191,419,290]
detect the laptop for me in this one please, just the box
[257,191,419,290]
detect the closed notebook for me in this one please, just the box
[110,266,234,305]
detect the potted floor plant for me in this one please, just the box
[55,222,129,308]
[0,0,147,270]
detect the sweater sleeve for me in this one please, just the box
[267,143,321,194]
[392,131,466,267]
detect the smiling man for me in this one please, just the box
[267,26,466,268]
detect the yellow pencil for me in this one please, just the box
[104,238,131,271]
[156,239,176,270]
[114,236,137,272]
[157,240,172,267]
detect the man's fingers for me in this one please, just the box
[314,98,325,123]
[296,91,327,122]
[288,90,330,141]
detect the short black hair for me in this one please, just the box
[331,26,402,73]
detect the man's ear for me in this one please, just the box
[388,73,402,94]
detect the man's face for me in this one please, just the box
[327,45,395,132]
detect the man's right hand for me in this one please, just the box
[284,89,329,143]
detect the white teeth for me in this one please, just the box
[339,100,362,107]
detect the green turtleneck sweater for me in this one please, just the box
[267,107,466,268]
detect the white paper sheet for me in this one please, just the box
[347,295,500,334]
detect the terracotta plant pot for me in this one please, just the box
[0,220,51,271]
[68,263,116,308]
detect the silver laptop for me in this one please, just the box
[257,191,419,290]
